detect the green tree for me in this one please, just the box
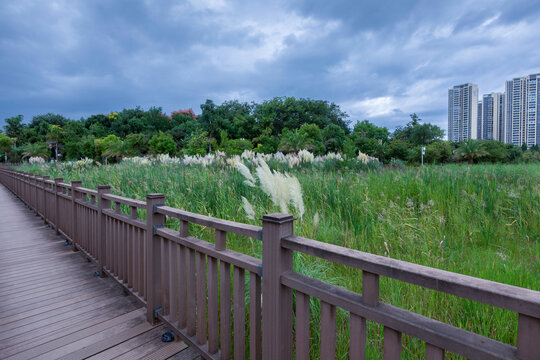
[424,141,452,163]
[4,115,25,141]
[46,125,65,160]
[183,131,214,156]
[125,133,149,156]
[278,129,309,153]
[385,139,411,162]
[393,114,444,146]
[149,132,176,155]
[253,127,279,154]
[21,142,49,160]
[322,124,346,152]
[95,135,123,160]
[453,140,488,164]
[298,123,325,154]
[0,134,14,162]
[353,120,389,140]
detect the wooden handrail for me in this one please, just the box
[282,271,518,360]
[102,193,146,208]
[156,205,262,239]
[282,235,540,318]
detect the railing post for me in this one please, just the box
[42,176,50,223]
[261,213,295,360]
[97,185,111,277]
[146,193,165,324]
[71,180,83,251]
[54,177,63,235]
[517,314,540,360]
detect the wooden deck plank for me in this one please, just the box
[56,322,156,360]
[141,341,188,360]
[86,325,167,360]
[5,309,146,360]
[0,184,201,360]
[0,298,141,358]
[0,293,130,340]
[34,310,148,359]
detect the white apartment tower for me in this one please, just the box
[504,74,540,147]
[482,93,504,141]
[448,83,479,142]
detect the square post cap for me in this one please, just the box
[261,213,296,224]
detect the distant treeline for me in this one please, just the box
[1,97,539,164]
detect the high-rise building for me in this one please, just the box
[482,93,504,141]
[448,83,479,142]
[504,74,540,147]
[477,102,483,139]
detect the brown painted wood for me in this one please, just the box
[207,257,219,354]
[220,261,232,360]
[187,248,197,337]
[249,272,262,360]
[320,301,336,360]
[178,244,187,329]
[85,324,166,359]
[282,271,519,360]
[169,241,179,323]
[145,193,165,324]
[282,235,540,318]
[383,327,402,360]
[349,313,367,360]
[157,228,261,274]
[157,205,262,239]
[295,291,310,360]
[517,313,540,360]
[197,251,208,345]
[425,343,445,360]
[261,214,295,360]
[234,266,246,360]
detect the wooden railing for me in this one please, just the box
[0,167,538,360]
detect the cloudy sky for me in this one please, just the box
[1,0,539,133]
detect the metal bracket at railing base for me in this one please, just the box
[153,224,165,235]
[153,306,162,319]
[153,203,165,214]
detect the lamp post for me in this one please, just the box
[421,147,426,166]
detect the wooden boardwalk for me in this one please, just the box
[0,185,200,360]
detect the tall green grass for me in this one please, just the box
[18,162,540,359]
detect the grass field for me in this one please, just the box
[17,160,540,359]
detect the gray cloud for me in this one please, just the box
[1,0,539,133]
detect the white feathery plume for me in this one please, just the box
[241,196,256,220]
[287,175,304,219]
[235,162,256,185]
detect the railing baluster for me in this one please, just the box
[187,248,197,336]
[197,252,207,345]
[320,301,336,360]
[97,185,111,277]
[517,313,540,360]
[249,272,262,360]
[383,327,402,360]
[234,266,246,360]
[178,242,187,329]
[350,313,367,360]
[54,177,62,234]
[220,260,232,360]
[169,241,178,323]
[295,291,310,360]
[207,255,219,354]
[425,343,444,359]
